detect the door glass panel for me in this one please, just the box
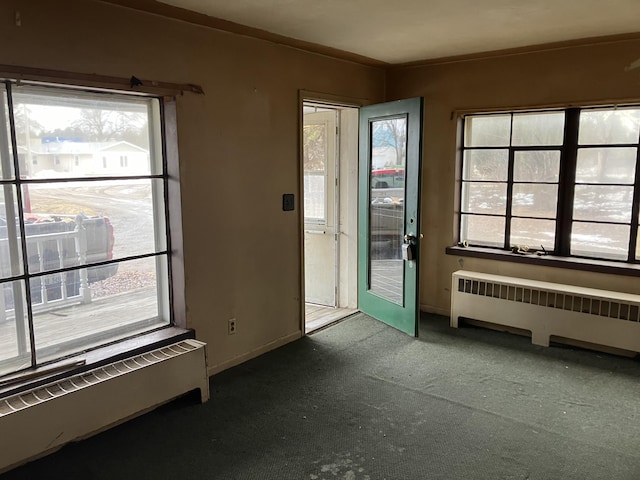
[369,117,406,305]
[303,122,327,223]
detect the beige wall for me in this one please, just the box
[0,0,384,371]
[386,39,640,315]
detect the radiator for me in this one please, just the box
[0,339,209,473]
[451,270,640,352]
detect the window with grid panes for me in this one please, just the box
[460,106,640,262]
[0,80,172,378]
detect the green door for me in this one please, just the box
[358,98,423,336]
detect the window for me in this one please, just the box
[74,155,79,166]
[0,80,172,378]
[303,111,334,224]
[460,106,640,262]
[120,155,128,168]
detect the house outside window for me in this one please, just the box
[459,106,640,263]
[0,80,172,378]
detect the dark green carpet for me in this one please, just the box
[3,313,640,479]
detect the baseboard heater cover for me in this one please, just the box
[0,339,209,473]
[451,270,640,352]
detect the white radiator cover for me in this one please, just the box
[0,339,209,473]
[451,270,640,352]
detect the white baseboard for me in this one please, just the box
[420,304,450,317]
[207,330,302,376]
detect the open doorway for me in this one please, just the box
[302,101,358,333]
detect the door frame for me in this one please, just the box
[303,108,339,307]
[298,91,369,335]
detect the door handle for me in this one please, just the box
[404,233,417,244]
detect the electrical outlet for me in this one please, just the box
[228,318,237,335]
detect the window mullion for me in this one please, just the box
[504,114,514,250]
[628,141,640,262]
[556,108,580,256]
[504,149,514,250]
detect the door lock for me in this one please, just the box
[403,233,418,261]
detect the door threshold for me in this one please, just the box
[305,304,358,334]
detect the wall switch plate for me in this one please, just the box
[282,193,294,211]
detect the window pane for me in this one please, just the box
[0,85,15,180]
[511,218,556,250]
[303,121,327,222]
[0,280,30,376]
[460,214,504,247]
[571,222,629,260]
[33,256,168,364]
[24,179,165,273]
[512,112,565,146]
[303,171,325,221]
[512,184,558,218]
[579,108,640,145]
[461,182,507,215]
[462,150,508,181]
[513,151,560,182]
[0,185,24,278]
[464,115,511,147]
[573,185,633,223]
[576,147,637,184]
[12,86,156,179]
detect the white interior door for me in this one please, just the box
[303,109,337,306]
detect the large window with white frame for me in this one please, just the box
[459,106,640,263]
[0,80,172,378]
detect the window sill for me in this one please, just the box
[445,246,640,277]
[0,326,195,399]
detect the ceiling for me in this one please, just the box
[152,0,640,65]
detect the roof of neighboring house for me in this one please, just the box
[22,140,148,155]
